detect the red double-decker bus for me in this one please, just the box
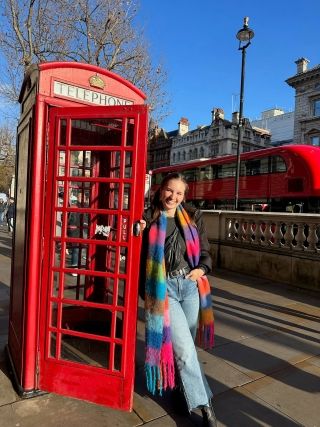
[150,145,320,212]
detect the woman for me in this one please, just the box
[140,172,217,427]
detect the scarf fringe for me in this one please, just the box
[198,323,215,349]
[145,360,175,395]
[145,365,161,395]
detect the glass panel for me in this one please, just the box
[52,272,60,297]
[313,99,320,116]
[217,163,236,178]
[54,243,62,268]
[51,302,58,328]
[58,152,66,176]
[55,210,64,238]
[119,247,127,274]
[64,244,88,270]
[117,279,125,306]
[124,151,132,178]
[126,119,134,146]
[61,334,109,368]
[61,305,112,337]
[104,277,115,305]
[71,118,122,147]
[114,344,122,371]
[59,119,67,146]
[271,156,286,173]
[115,311,123,339]
[123,184,131,210]
[50,333,57,358]
[84,274,117,304]
[63,273,85,300]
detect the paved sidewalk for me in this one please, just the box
[0,227,319,426]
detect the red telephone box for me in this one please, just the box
[7,62,148,410]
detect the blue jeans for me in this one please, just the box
[166,275,213,411]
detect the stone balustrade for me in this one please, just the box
[202,210,320,292]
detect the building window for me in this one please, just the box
[212,143,219,156]
[313,99,320,116]
[310,135,320,146]
[173,153,176,163]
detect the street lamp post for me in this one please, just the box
[234,17,254,210]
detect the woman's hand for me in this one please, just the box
[139,219,147,232]
[186,268,205,281]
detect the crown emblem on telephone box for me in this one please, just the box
[89,75,105,89]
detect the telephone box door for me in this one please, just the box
[39,105,148,410]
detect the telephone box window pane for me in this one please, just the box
[64,244,88,270]
[54,243,62,268]
[117,279,126,306]
[98,183,119,210]
[50,333,57,358]
[115,311,123,339]
[63,274,85,300]
[84,274,117,304]
[58,152,66,176]
[70,118,122,147]
[55,210,63,239]
[61,305,112,338]
[59,119,67,146]
[87,150,121,178]
[119,247,127,274]
[104,277,115,305]
[53,272,60,297]
[126,119,135,146]
[93,214,118,241]
[51,302,58,328]
[114,344,122,371]
[61,334,109,368]
[123,184,131,210]
[124,151,132,178]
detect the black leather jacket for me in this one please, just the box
[139,204,212,297]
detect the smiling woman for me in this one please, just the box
[139,172,217,426]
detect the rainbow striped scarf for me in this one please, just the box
[145,204,214,395]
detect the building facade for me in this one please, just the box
[170,108,271,166]
[286,58,320,146]
[251,108,294,146]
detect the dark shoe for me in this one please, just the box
[201,401,217,427]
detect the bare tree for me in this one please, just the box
[0,0,169,122]
[0,125,15,193]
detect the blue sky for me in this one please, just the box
[138,0,320,131]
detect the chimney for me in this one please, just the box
[178,117,189,136]
[295,57,309,74]
[211,108,225,123]
[232,111,240,124]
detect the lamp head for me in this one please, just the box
[236,17,254,43]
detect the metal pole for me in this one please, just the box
[234,45,247,210]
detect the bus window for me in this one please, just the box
[241,157,269,176]
[152,173,164,185]
[183,168,196,182]
[217,163,236,178]
[271,156,286,173]
[199,166,212,181]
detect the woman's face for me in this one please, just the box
[160,178,186,216]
